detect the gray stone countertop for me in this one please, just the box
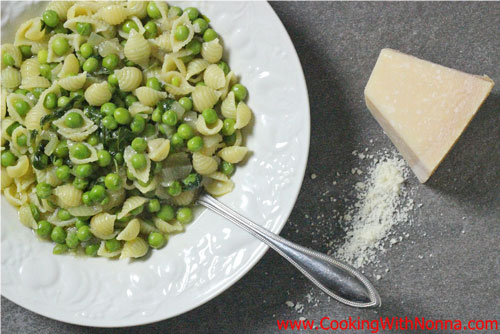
[2,2,499,333]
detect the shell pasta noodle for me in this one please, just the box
[1,0,252,260]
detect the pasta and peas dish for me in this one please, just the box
[0,1,252,259]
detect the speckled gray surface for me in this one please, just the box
[2,2,499,333]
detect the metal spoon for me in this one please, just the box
[197,193,381,308]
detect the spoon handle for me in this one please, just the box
[197,194,381,308]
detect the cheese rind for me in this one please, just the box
[364,49,494,183]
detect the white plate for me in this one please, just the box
[1,1,310,327]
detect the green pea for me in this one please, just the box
[131,153,147,170]
[193,18,208,33]
[180,55,194,64]
[101,115,118,130]
[57,208,72,221]
[6,122,20,136]
[152,107,162,123]
[162,110,177,126]
[195,81,206,87]
[177,123,194,140]
[171,76,181,87]
[157,204,175,221]
[14,88,29,95]
[85,244,99,256]
[31,87,46,99]
[54,141,68,158]
[147,199,161,213]
[97,150,112,167]
[130,204,144,216]
[30,204,41,222]
[82,191,92,205]
[146,77,161,91]
[63,111,83,128]
[77,225,91,242]
[174,25,189,41]
[113,107,131,125]
[115,152,124,165]
[105,238,121,252]
[104,173,121,190]
[203,28,217,42]
[223,133,236,147]
[35,182,52,199]
[108,73,118,86]
[73,177,89,190]
[168,6,182,18]
[130,115,146,134]
[222,118,236,136]
[125,60,135,67]
[42,92,57,110]
[51,226,67,244]
[75,163,92,178]
[177,207,193,224]
[202,108,218,125]
[70,89,84,99]
[148,232,165,249]
[82,57,99,73]
[184,7,199,21]
[55,165,71,181]
[2,53,14,67]
[121,19,139,33]
[171,133,184,148]
[53,23,68,34]
[232,83,248,101]
[102,53,119,71]
[100,102,116,116]
[79,43,93,58]
[144,21,158,39]
[15,134,27,147]
[19,45,32,59]
[89,184,106,202]
[75,217,88,229]
[218,61,229,75]
[57,95,71,108]
[76,22,92,36]
[167,181,182,197]
[71,143,91,159]
[37,49,48,64]
[13,99,30,117]
[53,244,68,254]
[153,161,162,174]
[147,2,162,19]
[178,97,192,111]
[187,136,204,152]
[86,133,99,146]
[52,37,70,56]
[36,220,52,238]
[125,94,138,107]
[53,157,63,167]
[131,137,147,153]
[42,10,60,28]
[39,63,52,80]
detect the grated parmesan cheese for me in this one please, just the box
[336,155,413,268]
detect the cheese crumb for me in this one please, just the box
[311,173,317,180]
[285,301,294,308]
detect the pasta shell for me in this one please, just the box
[54,184,83,208]
[90,212,117,239]
[235,102,252,129]
[204,64,226,89]
[95,5,130,25]
[85,82,112,106]
[120,237,148,259]
[116,218,141,241]
[192,152,218,175]
[217,146,249,164]
[201,39,223,64]
[147,138,170,162]
[59,72,87,91]
[133,87,167,107]
[115,67,143,92]
[192,85,220,112]
[124,30,151,66]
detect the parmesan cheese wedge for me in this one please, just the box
[364,49,494,183]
